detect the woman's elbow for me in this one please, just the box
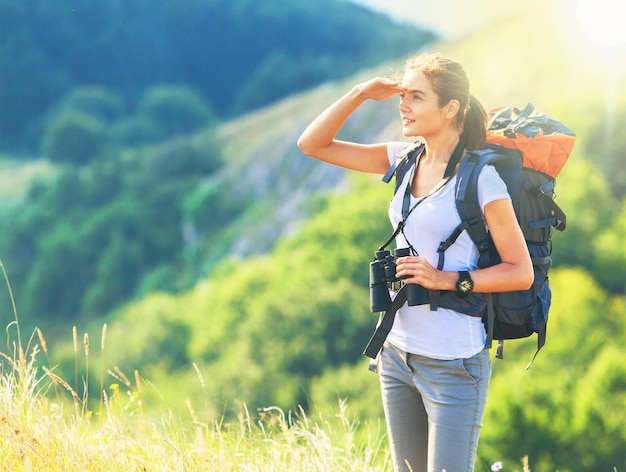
[297,135,313,156]
[297,134,332,161]
[522,273,534,291]
[297,132,322,158]
[519,263,534,290]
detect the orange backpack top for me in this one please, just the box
[486,104,576,178]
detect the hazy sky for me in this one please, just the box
[350,0,626,47]
[349,0,541,38]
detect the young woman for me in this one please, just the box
[298,52,533,472]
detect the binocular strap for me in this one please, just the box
[363,285,409,366]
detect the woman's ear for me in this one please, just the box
[444,100,461,118]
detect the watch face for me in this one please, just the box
[459,279,472,293]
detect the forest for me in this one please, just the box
[0,0,434,327]
[1,1,625,470]
[0,0,434,152]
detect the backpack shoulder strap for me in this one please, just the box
[382,141,425,193]
[454,147,506,268]
[449,148,514,350]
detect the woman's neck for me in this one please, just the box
[421,133,462,167]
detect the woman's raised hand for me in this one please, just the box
[355,77,403,101]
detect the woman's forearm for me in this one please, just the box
[297,78,400,173]
[297,86,367,156]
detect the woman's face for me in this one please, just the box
[398,69,448,138]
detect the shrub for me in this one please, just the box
[56,86,125,123]
[42,111,109,165]
[137,85,217,139]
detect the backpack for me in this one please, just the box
[363,103,576,369]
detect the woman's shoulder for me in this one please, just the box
[387,140,423,164]
[478,163,503,181]
[477,164,511,205]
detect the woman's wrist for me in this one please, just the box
[348,84,370,103]
[442,271,461,291]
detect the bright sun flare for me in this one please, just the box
[576,0,626,46]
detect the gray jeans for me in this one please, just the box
[379,343,491,472]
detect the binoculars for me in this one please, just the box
[369,247,430,312]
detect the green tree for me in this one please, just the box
[584,99,626,200]
[111,116,160,147]
[592,198,626,293]
[550,158,615,271]
[103,293,191,373]
[82,234,143,315]
[54,86,125,123]
[21,223,95,320]
[183,181,245,235]
[41,111,110,165]
[137,85,216,140]
[141,135,223,180]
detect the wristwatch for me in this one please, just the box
[456,271,474,298]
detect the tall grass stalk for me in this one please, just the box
[0,332,392,471]
[0,259,21,350]
[36,327,60,402]
[72,325,78,397]
[98,323,107,420]
[0,258,390,469]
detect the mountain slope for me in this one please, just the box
[210,72,402,258]
[204,0,624,267]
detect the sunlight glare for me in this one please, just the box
[576,0,626,46]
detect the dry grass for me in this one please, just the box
[0,338,390,471]
[0,260,390,472]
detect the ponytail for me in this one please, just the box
[461,94,488,151]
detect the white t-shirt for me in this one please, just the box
[385,141,511,360]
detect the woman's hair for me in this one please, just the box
[404,52,487,150]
